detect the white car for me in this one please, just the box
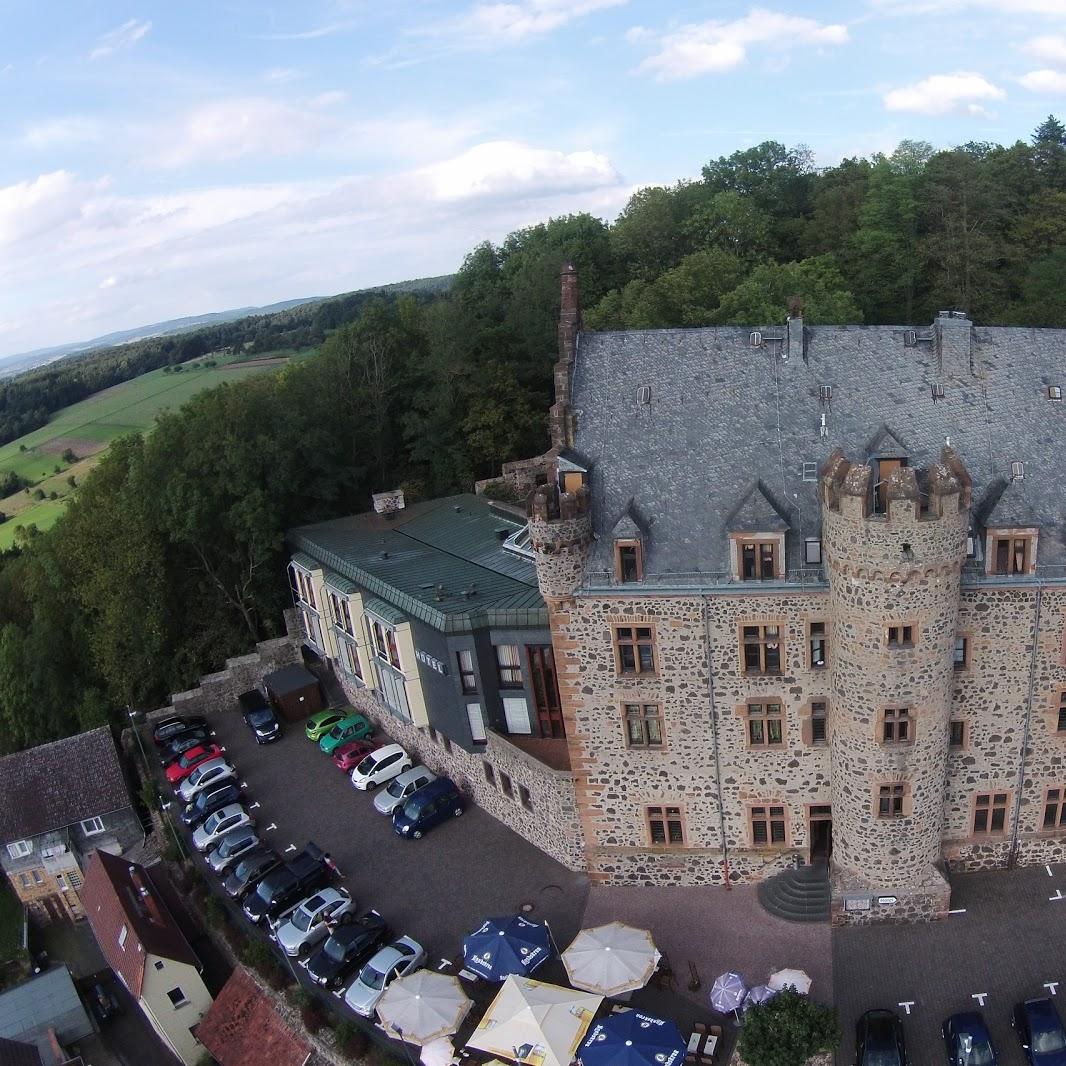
[178,757,236,803]
[344,936,425,1017]
[192,804,252,852]
[373,766,435,815]
[273,887,356,956]
[350,744,412,791]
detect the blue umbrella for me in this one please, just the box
[709,971,748,1017]
[462,916,553,981]
[579,1010,686,1066]
[743,985,777,1012]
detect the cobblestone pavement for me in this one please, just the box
[833,862,1066,1065]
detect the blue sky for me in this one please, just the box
[2,0,1066,358]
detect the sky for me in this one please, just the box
[2,1,1066,359]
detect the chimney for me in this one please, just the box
[128,867,165,926]
[935,311,973,379]
[372,489,406,520]
[786,296,804,362]
[550,262,581,450]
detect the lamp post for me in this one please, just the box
[127,705,149,770]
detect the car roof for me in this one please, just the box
[393,765,433,784]
[335,713,364,726]
[370,743,405,760]
[367,944,404,971]
[312,708,346,721]
[412,776,457,799]
[192,756,230,776]
[1027,998,1062,1018]
[221,825,256,842]
[207,804,244,822]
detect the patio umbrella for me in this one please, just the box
[420,1038,460,1066]
[561,922,659,997]
[378,970,472,1046]
[464,915,554,981]
[578,1010,686,1066]
[742,985,777,1012]
[466,975,602,1066]
[709,971,748,1019]
[767,968,812,995]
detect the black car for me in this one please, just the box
[159,727,211,764]
[1013,998,1066,1065]
[856,1009,907,1066]
[180,781,241,828]
[153,715,208,746]
[303,910,390,988]
[223,849,282,899]
[242,843,327,926]
[238,689,281,744]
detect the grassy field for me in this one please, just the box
[0,352,299,549]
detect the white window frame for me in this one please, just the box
[118,924,128,950]
[804,538,822,565]
[328,590,355,637]
[338,636,363,682]
[6,840,31,859]
[80,817,105,836]
[166,986,189,1008]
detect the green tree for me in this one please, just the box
[684,191,772,263]
[1033,115,1066,190]
[738,989,840,1066]
[715,256,862,325]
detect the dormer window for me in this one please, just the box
[614,540,643,583]
[989,532,1036,576]
[738,539,780,580]
[873,457,906,514]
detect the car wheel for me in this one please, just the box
[366,780,377,790]
[413,830,423,839]
[454,807,464,817]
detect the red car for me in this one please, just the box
[165,744,224,785]
[332,739,379,772]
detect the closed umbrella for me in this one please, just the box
[767,968,812,995]
[742,985,777,1012]
[464,916,553,981]
[709,971,748,1020]
[578,1010,686,1066]
[562,922,659,997]
[378,970,472,1046]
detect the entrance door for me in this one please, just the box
[808,806,832,865]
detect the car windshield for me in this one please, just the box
[204,813,221,832]
[356,755,376,776]
[401,799,422,820]
[292,906,316,932]
[220,834,247,856]
[386,777,407,798]
[328,723,345,739]
[324,937,347,962]
[1034,1026,1066,1054]
[360,962,387,991]
[249,708,273,726]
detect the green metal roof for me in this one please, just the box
[363,598,407,626]
[324,574,359,596]
[288,494,548,634]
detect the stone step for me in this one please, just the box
[757,865,831,923]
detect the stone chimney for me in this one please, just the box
[935,311,973,379]
[550,262,581,450]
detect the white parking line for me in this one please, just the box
[285,844,297,853]
[948,908,967,914]
[241,781,248,789]
[265,823,278,832]
[1048,865,1055,877]
[249,802,261,810]
[898,1001,915,1015]
[972,993,988,1006]
[1047,982,1060,996]
[1050,890,1063,902]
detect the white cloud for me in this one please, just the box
[1021,68,1066,92]
[442,0,626,46]
[0,171,94,247]
[869,0,1066,12]
[99,275,118,289]
[883,72,1005,115]
[21,117,103,149]
[634,9,848,82]
[1024,34,1066,64]
[90,18,151,61]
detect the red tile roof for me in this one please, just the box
[195,968,311,1066]
[81,851,199,999]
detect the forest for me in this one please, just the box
[1,118,1065,753]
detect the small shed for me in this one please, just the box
[263,664,323,722]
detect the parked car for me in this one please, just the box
[193,805,253,852]
[332,739,379,772]
[373,766,436,816]
[164,743,224,785]
[223,848,281,899]
[86,980,122,1025]
[350,744,412,791]
[272,887,356,956]
[943,1011,997,1066]
[159,728,211,766]
[180,781,241,828]
[153,715,208,746]
[304,910,390,988]
[243,843,328,926]
[344,936,426,1017]
[392,777,465,839]
[206,826,260,874]
[319,713,373,755]
[305,709,350,742]
[177,758,236,803]
[1013,998,1066,1065]
[238,689,281,744]
[855,1009,907,1066]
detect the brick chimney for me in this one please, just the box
[550,262,580,450]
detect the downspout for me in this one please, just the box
[1009,582,1043,868]
[703,599,731,888]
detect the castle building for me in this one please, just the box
[289,265,1066,924]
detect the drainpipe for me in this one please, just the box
[1008,582,1043,869]
[703,600,732,889]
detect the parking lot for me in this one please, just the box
[834,861,1066,1065]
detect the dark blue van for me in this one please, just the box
[392,777,465,839]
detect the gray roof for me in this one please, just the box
[289,495,547,632]
[573,322,1066,579]
[0,968,93,1051]
[0,727,132,845]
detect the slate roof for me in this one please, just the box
[195,968,310,1066]
[81,851,199,1000]
[0,727,132,846]
[289,494,547,632]
[572,322,1066,579]
[0,968,93,1051]
[263,663,318,699]
[0,1037,41,1066]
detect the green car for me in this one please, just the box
[305,709,350,742]
[318,713,373,754]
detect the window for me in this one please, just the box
[931,383,945,401]
[502,697,532,735]
[338,637,363,682]
[1011,461,1025,481]
[328,591,354,636]
[624,704,663,748]
[467,704,487,744]
[804,538,822,565]
[166,987,189,1009]
[528,645,564,738]
[881,707,912,745]
[503,526,534,560]
[118,924,128,950]
[1050,386,1063,401]
[886,624,915,648]
[154,960,164,971]
[745,701,784,748]
[614,626,656,676]
[740,540,777,580]
[6,841,31,860]
[495,645,523,688]
[1058,692,1066,733]
[615,541,643,583]
[499,772,514,799]
[483,761,496,787]
[808,621,827,669]
[949,720,966,749]
[1045,787,1066,830]
[457,650,477,693]
[953,635,970,670]
[519,785,533,811]
[741,624,782,675]
[973,792,1009,835]
[369,618,402,670]
[290,566,317,610]
[31,871,41,884]
[991,534,1033,575]
[646,805,684,847]
[80,817,105,836]
[877,783,906,818]
[802,462,818,482]
[810,700,828,745]
[874,458,904,514]
[750,805,787,847]
[18,875,28,889]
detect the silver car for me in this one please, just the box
[205,826,260,874]
[177,757,236,803]
[273,886,356,956]
[344,936,425,1017]
[373,766,436,815]
[192,804,252,852]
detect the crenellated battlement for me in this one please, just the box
[526,482,592,602]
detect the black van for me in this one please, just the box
[392,777,465,839]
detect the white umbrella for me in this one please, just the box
[420,1037,460,1066]
[378,970,472,1046]
[561,921,659,997]
[767,968,812,995]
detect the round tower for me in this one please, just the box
[821,447,970,918]
[527,481,592,603]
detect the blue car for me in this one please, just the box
[392,777,465,839]
[943,1012,997,1066]
[1013,999,1066,1066]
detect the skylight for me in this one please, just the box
[502,526,534,560]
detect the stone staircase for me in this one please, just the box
[757,863,831,922]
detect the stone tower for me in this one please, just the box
[528,483,592,604]
[821,446,971,922]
